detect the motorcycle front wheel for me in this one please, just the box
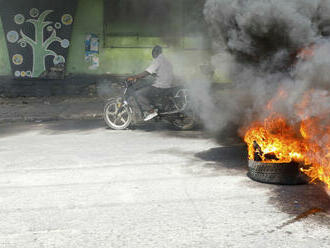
[104,99,132,130]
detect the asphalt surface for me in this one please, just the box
[0,120,329,248]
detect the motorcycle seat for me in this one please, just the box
[153,88,177,98]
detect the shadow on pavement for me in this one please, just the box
[126,121,210,139]
[196,145,330,224]
[41,119,104,133]
[195,145,248,171]
[0,119,105,138]
[0,122,34,138]
[130,122,173,132]
[0,119,208,138]
[158,129,211,140]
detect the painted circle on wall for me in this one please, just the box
[15,71,21,77]
[26,71,32,77]
[53,55,65,65]
[21,71,27,77]
[61,14,73,25]
[55,22,62,29]
[29,8,39,18]
[47,25,54,32]
[60,39,70,48]
[12,54,23,65]
[14,14,25,25]
[7,31,19,43]
[20,41,27,48]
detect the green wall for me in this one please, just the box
[68,0,212,76]
[67,0,162,75]
[66,0,103,74]
[0,18,10,75]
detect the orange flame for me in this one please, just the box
[244,89,330,188]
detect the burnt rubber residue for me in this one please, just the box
[271,207,326,232]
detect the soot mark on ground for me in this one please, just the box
[268,184,330,219]
[259,185,330,233]
[246,181,330,229]
[273,207,326,231]
[196,144,330,226]
[244,169,330,226]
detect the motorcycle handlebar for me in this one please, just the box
[112,80,132,88]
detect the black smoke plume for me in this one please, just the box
[203,0,330,141]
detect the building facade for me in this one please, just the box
[0,0,212,96]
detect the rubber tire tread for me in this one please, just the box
[247,160,308,185]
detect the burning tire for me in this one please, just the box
[248,160,308,185]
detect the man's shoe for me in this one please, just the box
[144,110,158,121]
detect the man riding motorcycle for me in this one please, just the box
[127,45,174,121]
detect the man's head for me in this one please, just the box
[152,45,162,59]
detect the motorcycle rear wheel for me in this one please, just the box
[104,99,132,130]
[170,110,195,130]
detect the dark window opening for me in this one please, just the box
[103,0,209,49]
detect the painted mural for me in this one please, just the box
[0,0,77,79]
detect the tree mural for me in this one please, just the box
[6,8,73,78]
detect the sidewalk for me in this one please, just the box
[0,81,232,123]
[0,96,104,123]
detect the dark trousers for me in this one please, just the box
[135,86,167,112]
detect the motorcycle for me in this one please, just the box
[103,80,196,130]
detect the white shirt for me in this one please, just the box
[145,54,174,88]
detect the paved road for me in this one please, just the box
[0,120,329,248]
